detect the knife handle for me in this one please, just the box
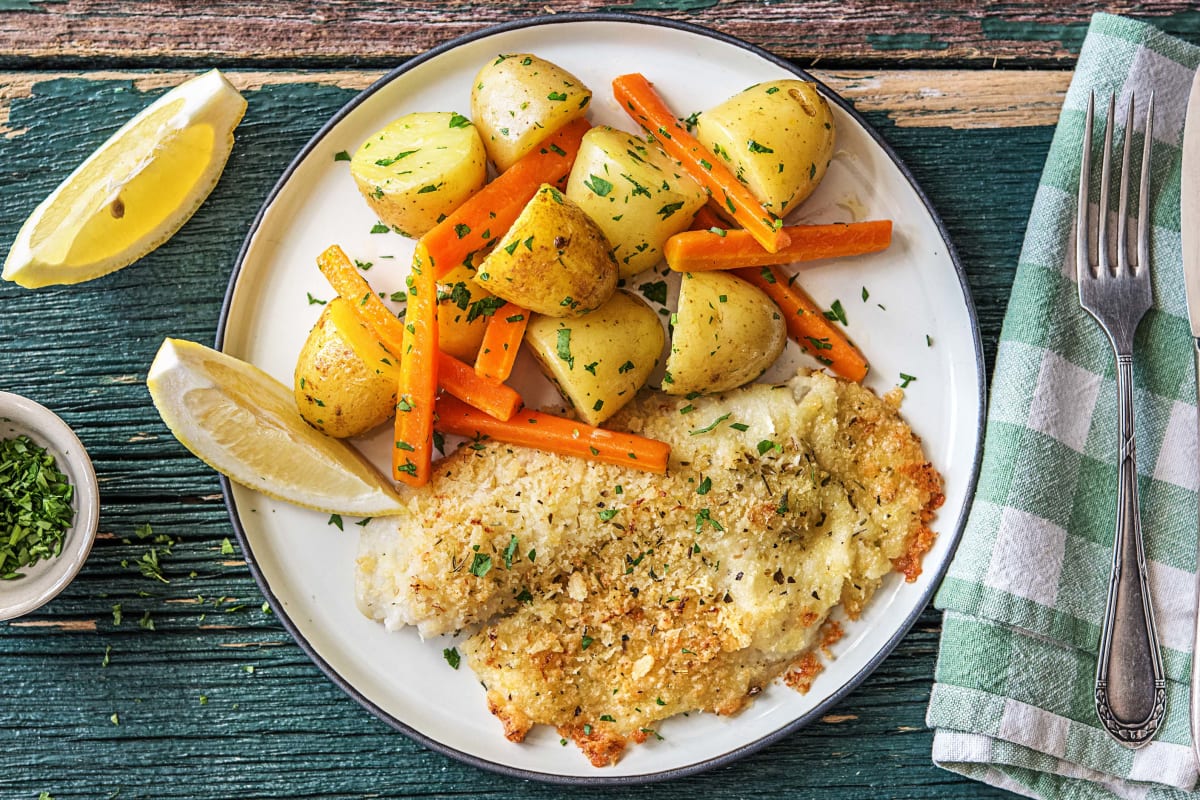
[1095,353,1166,747]
[1190,342,1200,763]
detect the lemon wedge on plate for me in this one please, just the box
[147,338,405,517]
[3,69,247,289]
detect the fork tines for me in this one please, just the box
[1077,90,1154,280]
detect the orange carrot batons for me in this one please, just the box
[665,221,892,272]
[474,302,529,382]
[392,243,438,486]
[438,352,522,422]
[734,265,868,382]
[435,395,670,474]
[421,117,591,279]
[612,73,788,254]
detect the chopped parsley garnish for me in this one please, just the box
[333,150,351,162]
[306,292,326,305]
[584,174,613,197]
[638,280,668,305]
[374,149,418,167]
[448,113,471,128]
[689,413,730,435]
[370,222,390,234]
[581,634,594,650]
[555,328,574,369]
[657,201,685,220]
[697,476,712,495]
[747,139,774,153]
[443,647,461,668]
[547,91,568,102]
[695,508,724,534]
[469,552,493,577]
[328,514,344,531]
[756,439,782,456]
[900,372,917,388]
[503,535,519,569]
[824,299,848,325]
[598,509,619,522]
[0,435,75,579]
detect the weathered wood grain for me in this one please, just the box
[0,1,1195,68]
[0,67,1073,140]
[0,71,1045,798]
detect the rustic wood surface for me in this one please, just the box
[0,1,1197,68]
[0,5,1197,799]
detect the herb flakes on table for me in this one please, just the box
[0,435,74,580]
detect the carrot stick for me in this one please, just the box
[421,117,591,279]
[475,302,529,381]
[391,243,438,485]
[318,244,408,357]
[438,352,522,421]
[317,244,520,422]
[612,73,789,254]
[435,395,670,474]
[734,265,869,382]
[666,220,892,272]
[689,204,728,232]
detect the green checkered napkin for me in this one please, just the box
[928,12,1200,800]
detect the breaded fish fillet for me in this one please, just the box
[355,370,942,765]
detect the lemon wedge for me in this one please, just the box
[3,70,247,289]
[147,338,405,517]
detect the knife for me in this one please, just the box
[1182,67,1200,768]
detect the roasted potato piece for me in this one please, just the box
[471,53,592,171]
[436,264,503,363]
[663,271,785,395]
[695,80,835,217]
[475,184,617,317]
[294,298,398,437]
[566,126,706,279]
[351,111,487,238]
[525,290,665,425]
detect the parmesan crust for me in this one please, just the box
[356,370,942,765]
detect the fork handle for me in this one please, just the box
[1095,353,1166,747]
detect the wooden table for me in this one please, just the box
[3,4,1199,798]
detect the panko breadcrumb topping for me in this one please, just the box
[356,370,942,766]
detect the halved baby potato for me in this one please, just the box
[471,53,592,171]
[525,290,665,425]
[294,298,399,438]
[664,271,785,395]
[475,184,617,317]
[350,111,487,238]
[566,126,706,279]
[695,80,836,217]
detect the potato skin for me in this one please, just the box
[695,80,836,217]
[664,271,786,395]
[566,126,706,279]
[294,299,398,438]
[525,290,665,425]
[471,53,592,171]
[476,184,617,318]
[351,111,487,238]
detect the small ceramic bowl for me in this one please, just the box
[0,391,99,621]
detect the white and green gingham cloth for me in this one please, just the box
[928,13,1200,799]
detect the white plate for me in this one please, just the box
[218,13,984,784]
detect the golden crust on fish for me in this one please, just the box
[355,370,942,765]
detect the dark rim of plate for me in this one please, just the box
[216,9,986,788]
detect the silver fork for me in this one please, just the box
[1077,91,1165,748]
